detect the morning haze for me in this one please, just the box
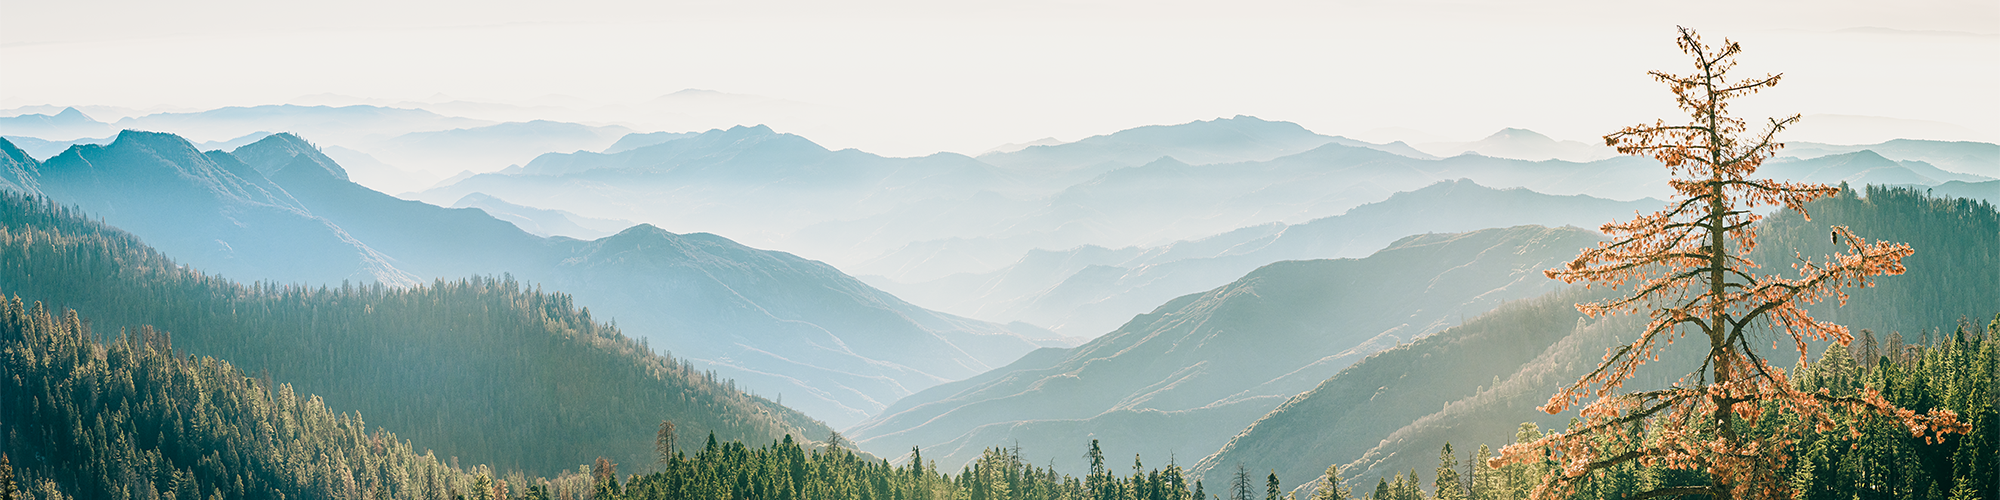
[1,1,1995,499]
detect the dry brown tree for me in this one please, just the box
[1490,27,1969,500]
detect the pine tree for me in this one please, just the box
[1088,440,1112,500]
[1312,465,1348,500]
[1399,470,1422,500]
[0,454,15,500]
[1434,444,1465,500]
[1497,26,1970,500]
[1267,471,1282,500]
[1469,445,1497,500]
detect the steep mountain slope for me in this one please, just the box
[12,132,1062,428]
[229,133,561,280]
[0,139,39,195]
[0,191,830,476]
[871,180,1660,335]
[1193,186,2000,492]
[17,131,415,286]
[847,225,1605,475]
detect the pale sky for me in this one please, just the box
[3,0,1995,156]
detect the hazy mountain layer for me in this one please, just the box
[869,180,1660,335]
[604,131,699,154]
[110,104,492,146]
[368,119,636,174]
[1931,180,2000,205]
[1785,139,1998,179]
[1761,149,1991,186]
[974,115,1382,190]
[847,225,1604,475]
[0,106,114,140]
[1193,186,2000,492]
[385,114,1992,292]
[454,192,636,239]
[411,124,1021,252]
[839,143,1674,283]
[845,135,1984,286]
[1413,128,1617,162]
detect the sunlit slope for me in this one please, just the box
[1,295,493,500]
[1193,186,2000,492]
[847,225,1603,475]
[0,191,831,476]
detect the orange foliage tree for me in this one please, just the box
[1491,27,1969,500]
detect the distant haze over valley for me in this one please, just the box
[4,107,1996,493]
[6,2,1998,497]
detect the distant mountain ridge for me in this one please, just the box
[0,106,115,140]
[868,179,1661,336]
[1414,128,1617,162]
[453,192,636,239]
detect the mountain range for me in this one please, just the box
[846,224,1605,475]
[3,101,1995,500]
[0,131,1072,428]
[865,180,1661,336]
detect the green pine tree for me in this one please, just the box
[1435,444,1465,500]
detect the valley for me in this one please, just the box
[3,67,1995,499]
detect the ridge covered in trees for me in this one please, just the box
[1324,317,1996,500]
[0,190,829,476]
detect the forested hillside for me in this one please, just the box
[1197,186,2000,490]
[1329,318,1996,500]
[0,191,829,476]
[1,297,488,500]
